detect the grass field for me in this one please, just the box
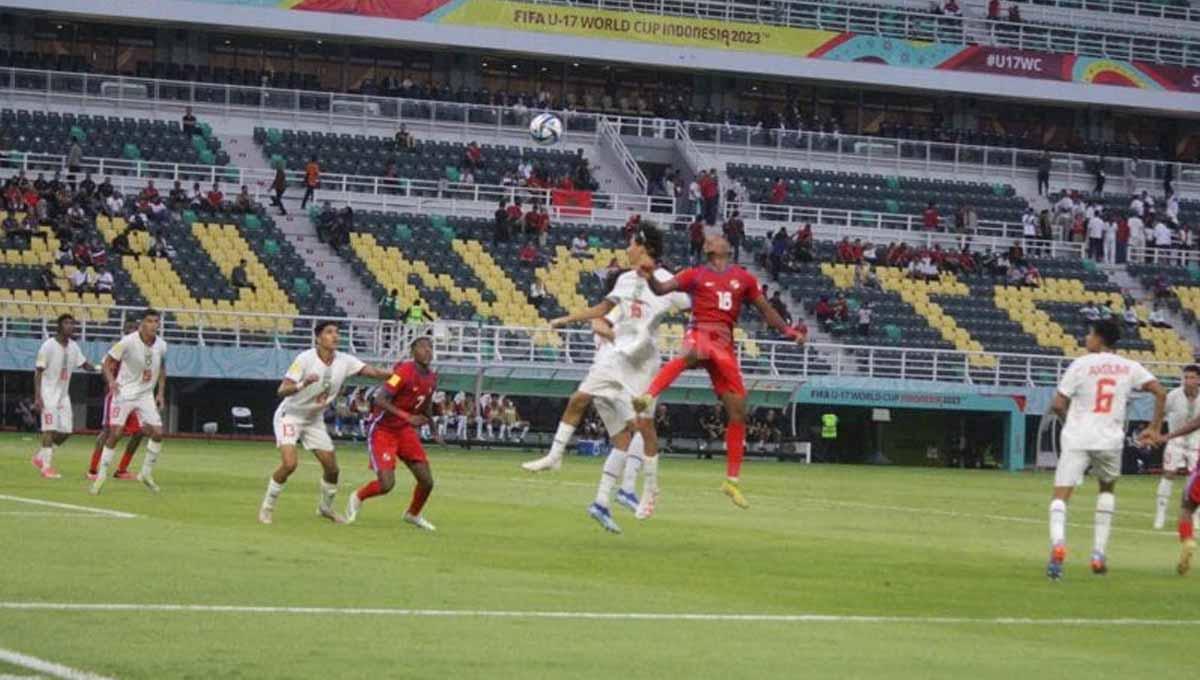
[0,432,1195,679]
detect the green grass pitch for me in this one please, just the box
[0,433,1194,679]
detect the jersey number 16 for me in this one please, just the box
[717,291,733,310]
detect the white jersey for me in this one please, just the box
[1165,387,1200,449]
[277,348,366,420]
[1057,352,1155,451]
[599,268,691,369]
[107,332,167,400]
[35,337,86,407]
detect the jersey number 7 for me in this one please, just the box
[1093,378,1116,414]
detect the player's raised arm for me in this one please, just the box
[751,295,804,343]
[357,363,394,381]
[590,317,615,342]
[1139,379,1167,442]
[1050,391,1070,420]
[550,299,616,329]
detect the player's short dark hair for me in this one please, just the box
[1184,365,1200,376]
[314,320,339,337]
[634,221,665,260]
[1090,319,1121,348]
[141,308,160,320]
[411,334,433,349]
[55,313,74,328]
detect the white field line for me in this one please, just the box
[0,648,115,680]
[0,512,121,518]
[0,496,136,520]
[0,601,1198,627]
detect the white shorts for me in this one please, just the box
[578,358,656,437]
[273,407,334,452]
[1164,440,1199,473]
[106,393,162,429]
[1055,448,1122,487]
[40,400,72,433]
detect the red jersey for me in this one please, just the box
[675,265,761,343]
[370,360,437,432]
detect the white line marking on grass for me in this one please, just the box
[0,648,115,680]
[0,496,136,520]
[0,512,122,518]
[1,602,1198,627]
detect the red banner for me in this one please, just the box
[938,46,1069,80]
[551,189,594,218]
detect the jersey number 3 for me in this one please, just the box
[716,291,733,311]
[1093,378,1116,414]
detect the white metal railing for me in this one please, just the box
[1016,0,1198,23]
[1,301,1190,386]
[597,117,649,193]
[3,66,1196,198]
[519,0,1200,66]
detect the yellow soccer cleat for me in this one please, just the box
[721,480,749,509]
[1179,539,1196,576]
[631,394,653,414]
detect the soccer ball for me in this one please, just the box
[529,113,563,146]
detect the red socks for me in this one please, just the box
[725,420,746,479]
[408,484,431,516]
[648,357,688,398]
[88,446,102,475]
[356,480,384,501]
[1181,518,1195,541]
[116,450,135,474]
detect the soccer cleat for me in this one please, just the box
[86,472,99,481]
[403,513,436,531]
[521,454,562,473]
[114,470,136,480]
[89,475,107,496]
[316,505,345,524]
[40,467,61,480]
[587,503,622,534]
[721,480,750,509]
[258,506,273,525]
[345,493,362,524]
[137,473,159,493]
[30,454,44,471]
[631,394,652,414]
[1090,551,1108,575]
[615,489,640,513]
[1047,543,1066,581]
[635,490,658,520]
[1179,539,1197,576]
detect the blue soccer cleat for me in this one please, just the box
[587,503,622,534]
[615,489,639,513]
[1046,543,1066,581]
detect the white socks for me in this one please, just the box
[319,479,338,511]
[642,455,659,500]
[96,446,116,478]
[263,479,285,510]
[141,439,162,477]
[595,448,627,508]
[621,435,645,495]
[1049,498,1066,546]
[547,422,576,462]
[36,446,52,467]
[1095,492,1115,556]
[1155,478,1174,528]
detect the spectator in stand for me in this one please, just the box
[187,182,204,211]
[167,180,187,212]
[378,289,398,322]
[149,196,169,225]
[922,201,940,231]
[1115,216,1130,264]
[814,296,834,331]
[69,265,89,292]
[688,174,702,216]
[182,107,198,137]
[836,238,856,264]
[701,168,720,224]
[571,233,591,258]
[235,185,253,213]
[1007,3,1021,21]
[95,266,114,294]
[394,124,415,151]
[1022,207,1037,253]
[301,156,320,210]
[139,180,159,204]
[464,142,483,171]
[769,290,791,325]
[1,211,23,247]
[1023,265,1042,288]
[943,0,961,15]
[505,197,523,231]
[40,264,57,292]
[519,241,541,268]
[66,139,83,175]
[769,177,787,212]
[1080,301,1101,322]
[1149,305,1171,328]
[528,279,547,310]
[270,165,287,216]
[111,228,134,256]
[89,240,108,268]
[723,210,744,263]
[856,304,873,336]
[149,231,176,260]
[1092,157,1106,194]
[1086,211,1105,260]
[206,183,224,213]
[54,239,73,265]
[1153,218,1173,251]
[1103,215,1117,265]
[493,199,511,244]
[96,176,113,200]
[1037,151,1051,195]
[769,227,788,279]
[1123,306,1143,328]
[689,214,705,263]
[231,259,255,292]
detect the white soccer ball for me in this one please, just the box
[529,112,563,146]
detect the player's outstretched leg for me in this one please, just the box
[402,460,436,531]
[587,435,629,533]
[632,356,690,414]
[635,419,661,520]
[347,470,393,524]
[1155,474,1174,530]
[616,433,645,512]
[312,450,344,524]
[137,435,163,493]
[87,430,106,480]
[1091,487,1115,575]
[1047,496,1068,580]
[523,392,590,472]
[115,433,144,480]
[718,392,749,509]
[260,445,299,524]
[1178,481,1199,575]
[32,432,65,479]
[90,427,124,495]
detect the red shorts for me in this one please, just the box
[1187,470,1200,505]
[368,426,427,471]
[103,393,142,436]
[683,329,746,397]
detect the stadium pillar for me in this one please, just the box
[1004,409,1025,472]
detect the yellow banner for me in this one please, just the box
[439,0,837,57]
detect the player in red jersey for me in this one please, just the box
[86,320,145,481]
[633,234,802,508]
[346,335,440,530]
[1152,414,1200,574]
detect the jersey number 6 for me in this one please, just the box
[1093,378,1116,414]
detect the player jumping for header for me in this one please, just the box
[633,234,803,509]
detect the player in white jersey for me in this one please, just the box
[31,313,97,479]
[1154,365,1200,529]
[522,224,690,532]
[258,320,393,525]
[91,309,169,496]
[1046,319,1164,579]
